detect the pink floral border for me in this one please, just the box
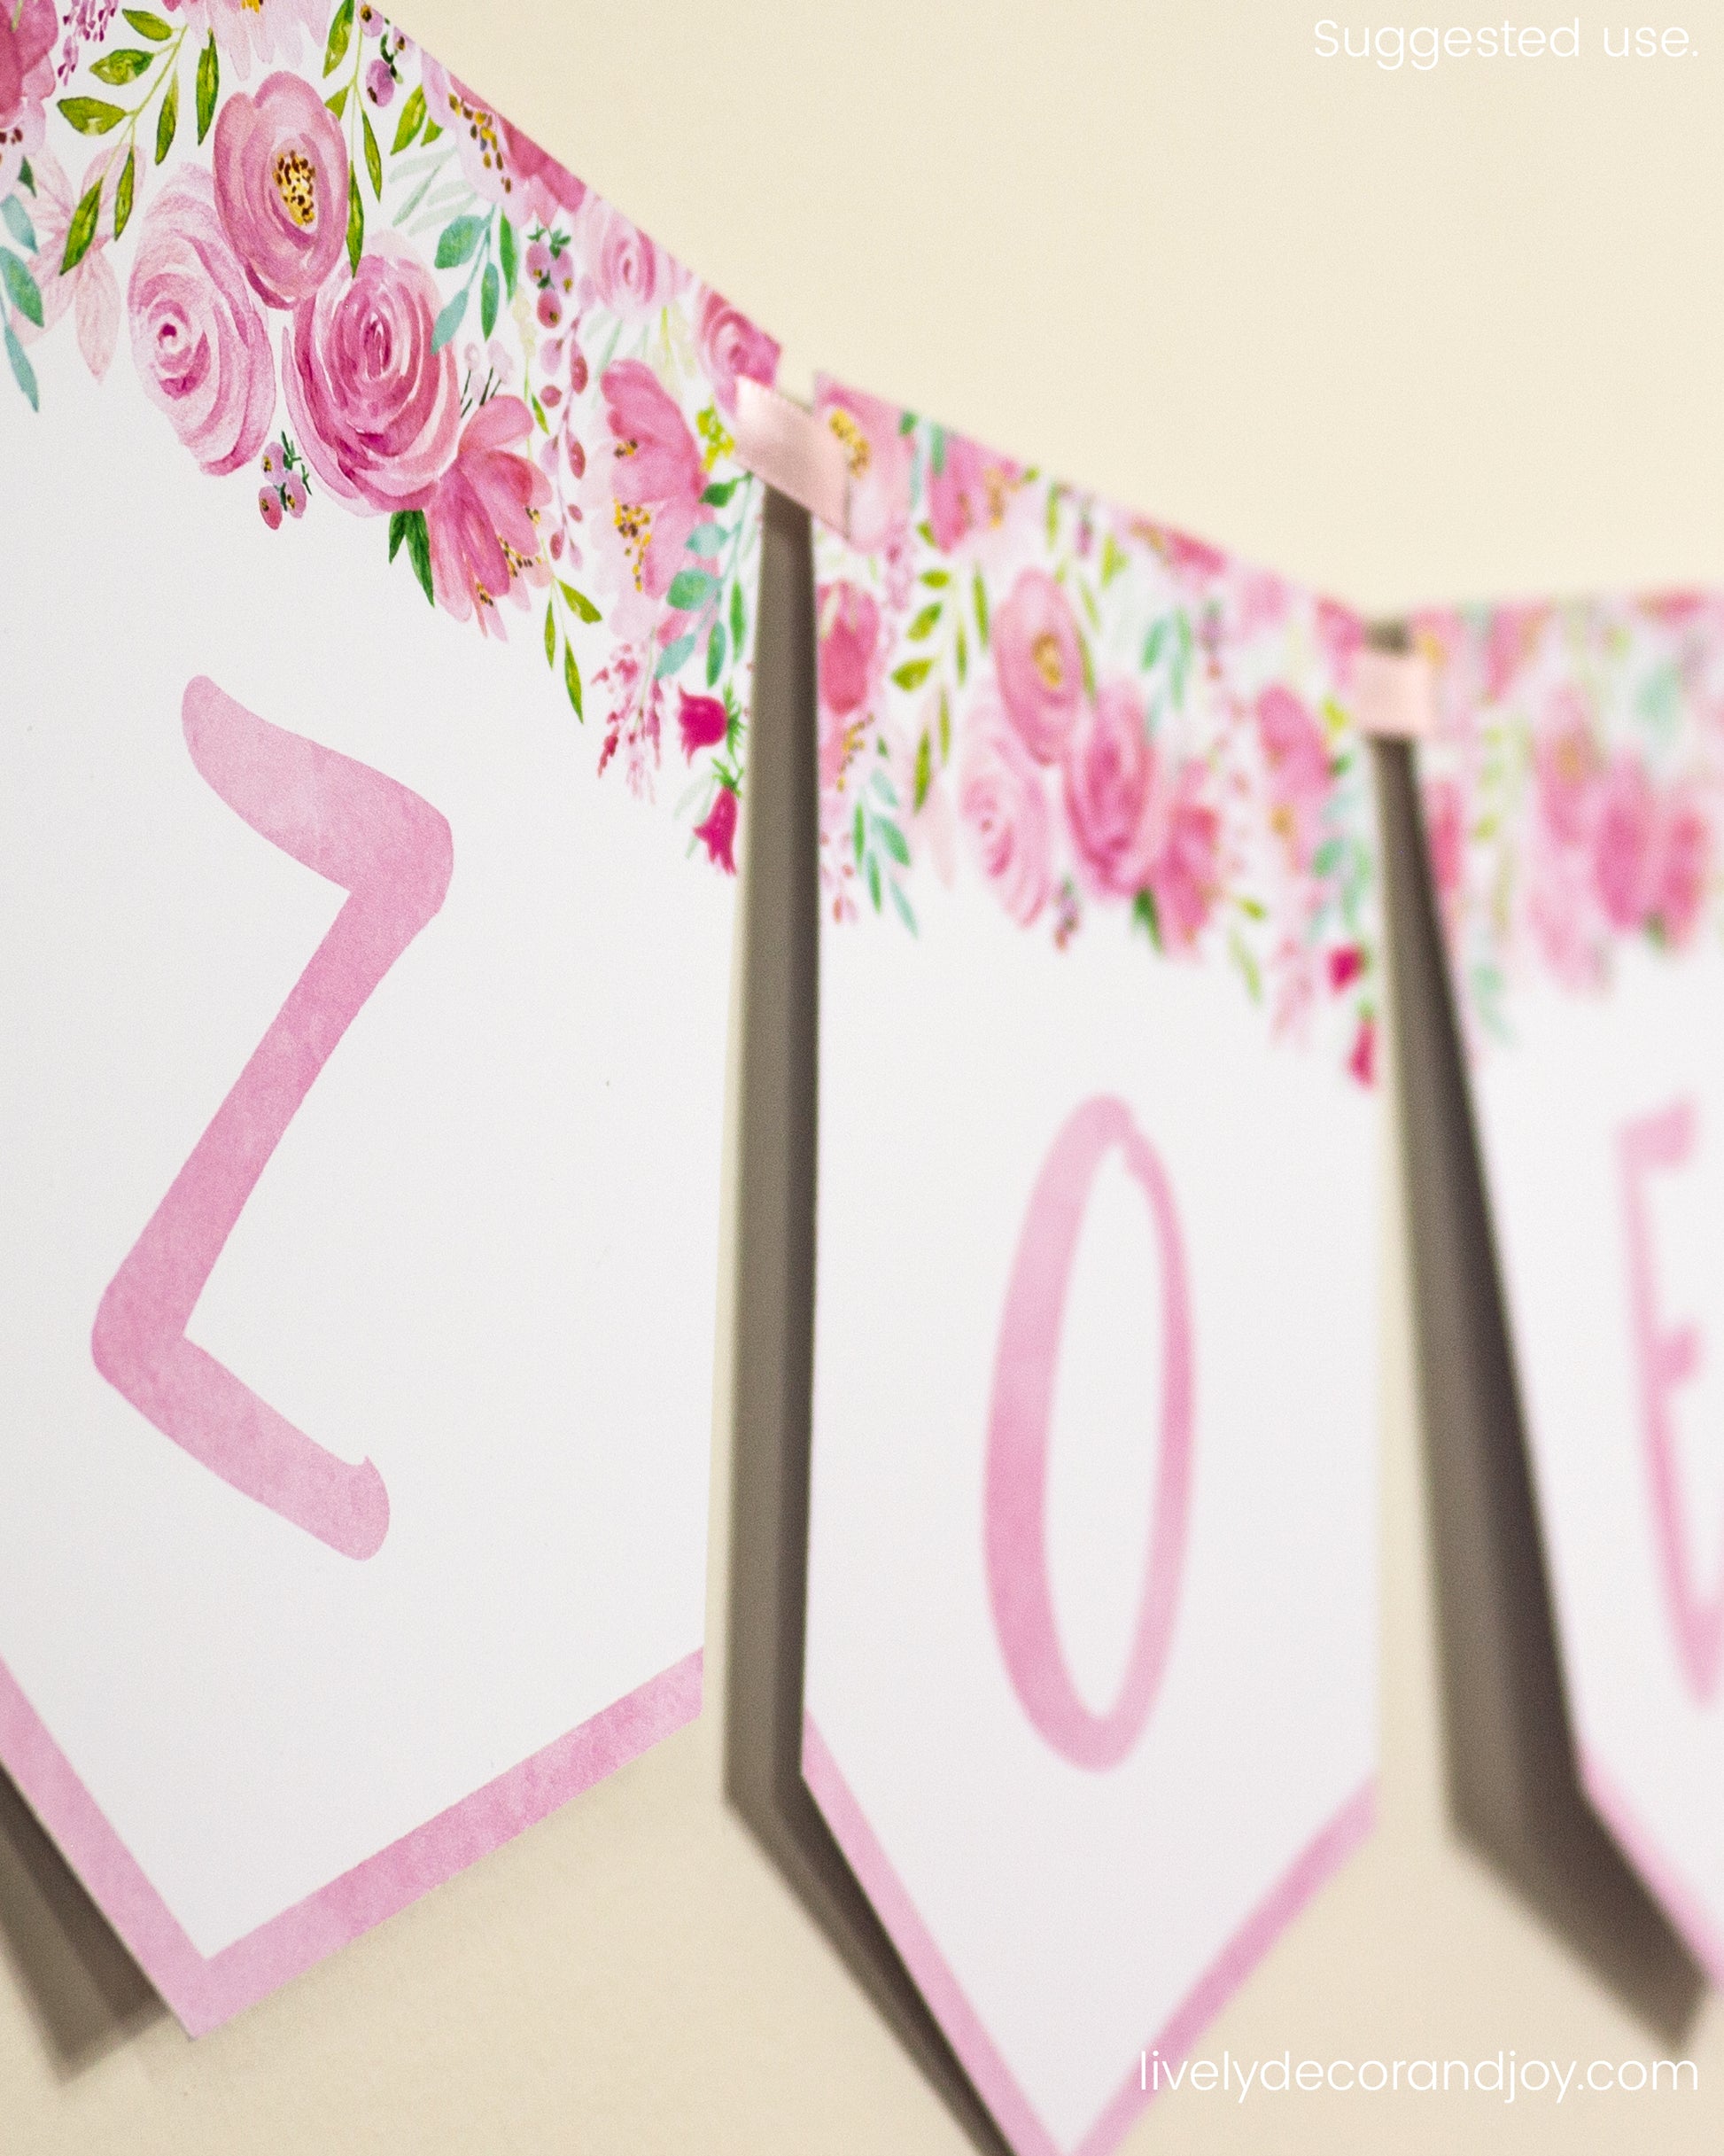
[1414,595,1724,1042]
[809,382,1383,1081]
[2,1,779,871]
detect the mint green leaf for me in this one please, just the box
[1,248,43,328]
[656,630,697,679]
[1,197,36,251]
[666,568,717,611]
[479,257,499,340]
[705,618,726,687]
[4,322,38,410]
[434,214,486,269]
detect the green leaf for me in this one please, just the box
[388,510,408,561]
[656,630,697,679]
[906,603,941,641]
[913,731,931,811]
[479,257,499,339]
[195,35,218,143]
[1100,533,1128,588]
[1,249,43,328]
[938,689,951,762]
[558,581,602,623]
[729,577,745,653]
[16,158,32,192]
[1133,888,1161,949]
[4,321,38,410]
[973,569,990,646]
[154,68,178,161]
[666,568,717,611]
[345,164,364,274]
[361,108,382,198]
[430,285,466,350]
[897,408,917,433]
[60,181,103,273]
[496,210,516,297]
[891,658,934,691]
[390,508,433,604]
[683,519,726,554]
[90,47,156,82]
[889,879,918,936]
[1,196,36,251]
[954,627,967,686]
[113,149,136,240]
[920,567,950,588]
[928,423,945,475]
[543,603,556,666]
[852,803,865,867]
[325,82,347,119]
[434,214,486,269]
[866,852,881,911]
[122,9,174,39]
[876,818,910,867]
[421,118,442,144]
[705,619,726,687]
[322,0,354,77]
[391,81,427,152]
[58,98,127,136]
[563,637,584,718]
[701,476,740,506]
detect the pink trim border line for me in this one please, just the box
[802,1711,1374,2156]
[1578,1743,1724,1987]
[0,1647,703,2036]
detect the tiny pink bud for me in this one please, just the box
[566,435,585,479]
[568,346,588,394]
[540,381,562,409]
[282,471,307,518]
[524,238,553,284]
[357,3,384,35]
[365,56,395,105]
[259,486,283,531]
[536,287,563,329]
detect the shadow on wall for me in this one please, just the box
[0,1765,161,2078]
[719,486,1009,2156]
[1378,737,1705,2045]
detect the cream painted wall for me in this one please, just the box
[6,4,1724,2149]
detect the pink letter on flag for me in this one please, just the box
[1619,1099,1724,1701]
[983,1095,1195,1771]
[90,676,454,1561]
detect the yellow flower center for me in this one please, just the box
[273,150,317,230]
[1031,630,1066,692]
[443,90,512,190]
[827,408,871,479]
[614,500,653,592]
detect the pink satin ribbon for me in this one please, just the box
[1353,645,1434,740]
[731,377,850,533]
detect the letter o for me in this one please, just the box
[1619,2060,1647,2091]
[1358,2060,1388,2092]
[983,1097,1193,1771]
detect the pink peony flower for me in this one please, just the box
[213,72,349,310]
[1591,756,1658,931]
[926,432,1022,552]
[995,569,1084,765]
[694,785,739,873]
[817,581,879,721]
[162,0,324,80]
[1422,775,1465,905]
[958,704,1052,926]
[15,149,119,379]
[283,239,462,512]
[582,195,676,318]
[678,689,728,759]
[695,286,779,416]
[1651,793,1709,946]
[600,359,706,599]
[504,123,586,229]
[815,380,911,555]
[419,58,587,225]
[1061,679,1158,898]
[1534,695,1603,846]
[1255,683,1332,869]
[0,0,55,197]
[424,394,550,633]
[1145,759,1221,951]
[128,172,276,476]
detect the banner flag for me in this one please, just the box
[0,4,775,2030]
[800,380,1382,2155]
[1416,596,1724,1983]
